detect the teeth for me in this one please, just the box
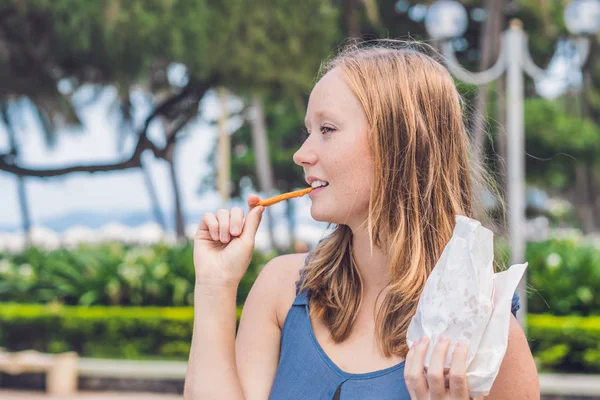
[311,180,329,188]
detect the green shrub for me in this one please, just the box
[526,238,600,315]
[528,314,600,372]
[494,235,600,315]
[0,242,277,307]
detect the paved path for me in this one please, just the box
[0,390,182,399]
[4,358,600,398]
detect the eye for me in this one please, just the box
[320,126,335,135]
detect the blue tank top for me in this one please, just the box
[269,257,521,399]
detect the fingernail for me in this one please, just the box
[440,335,450,343]
[232,227,240,235]
[221,234,230,242]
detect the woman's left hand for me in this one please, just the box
[404,336,480,400]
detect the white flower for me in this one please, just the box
[0,259,13,276]
[546,253,562,269]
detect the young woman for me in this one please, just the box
[184,42,539,400]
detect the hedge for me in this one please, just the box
[528,314,600,372]
[1,303,599,373]
[0,303,241,360]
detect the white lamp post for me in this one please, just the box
[423,0,600,328]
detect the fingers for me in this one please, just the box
[448,341,469,398]
[230,207,244,237]
[428,335,450,398]
[199,213,219,241]
[200,208,243,244]
[240,206,264,243]
[247,194,262,208]
[404,337,429,399]
[216,209,230,243]
[197,204,263,245]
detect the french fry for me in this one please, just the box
[256,187,314,207]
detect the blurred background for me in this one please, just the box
[0,0,599,399]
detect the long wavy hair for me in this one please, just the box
[298,40,503,358]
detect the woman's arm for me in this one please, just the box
[184,254,299,400]
[184,282,246,400]
[486,315,540,399]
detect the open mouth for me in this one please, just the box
[310,180,329,189]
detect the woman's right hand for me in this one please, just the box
[193,194,264,287]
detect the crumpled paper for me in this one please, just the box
[406,215,527,398]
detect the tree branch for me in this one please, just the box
[0,77,215,178]
[0,156,143,177]
[160,107,199,158]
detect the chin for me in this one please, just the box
[309,205,342,225]
[309,204,332,223]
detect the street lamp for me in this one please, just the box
[423,0,600,328]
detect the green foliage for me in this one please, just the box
[0,242,274,307]
[3,0,339,94]
[525,98,600,190]
[218,0,340,94]
[526,237,600,316]
[2,236,599,316]
[529,314,600,373]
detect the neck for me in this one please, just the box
[349,223,391,301]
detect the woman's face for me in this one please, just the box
[293,67,374,229]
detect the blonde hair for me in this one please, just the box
[298,40,503,358]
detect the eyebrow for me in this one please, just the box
[304,110,331,127]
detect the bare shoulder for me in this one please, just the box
[251,252,308,328]
[486,315,540,399]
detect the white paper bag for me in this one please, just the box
[406,215,527,398]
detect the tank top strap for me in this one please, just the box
[510,291,520,317]
[292,289,309,305]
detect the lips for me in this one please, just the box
[306,176,329,188]
[309,184,328,199]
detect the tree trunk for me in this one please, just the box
[591,168,600,232]
[166,153,186,240]
[1,103,32,245]
[161,116,186,240]
[217,88,231,207]
[121,98,166,232]
[344,0,360,38]
[140,161,167,231]
[581,62,600,232]
[249,94,277,249]
[495,75,508,234]
[574,164,595,234]
[471,0,505,161]
[15,174,31,245]
[285,199,296,252]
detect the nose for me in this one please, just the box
[293,137,318,167]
